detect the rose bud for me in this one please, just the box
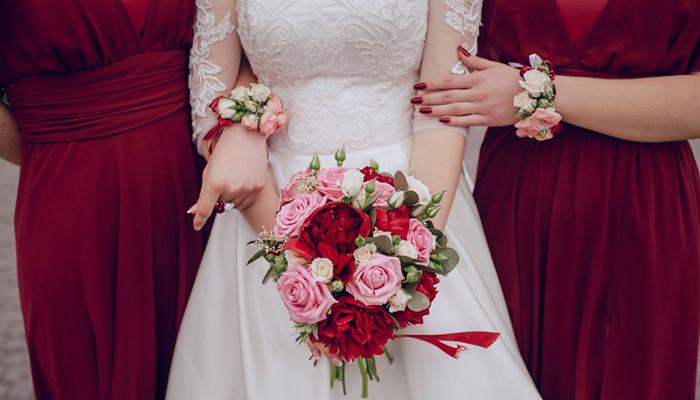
[309,154,321,171]
[335,146,346,167]
[403,266,421,283]
[431,190,445,205]
[388,190,405,209]
[370,159,380,171]
[364,179,376,194]
[331,280,345,292]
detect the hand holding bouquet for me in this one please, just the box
[248,149,499,397]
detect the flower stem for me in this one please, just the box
[357,358,369,398]
[341,363,347,395]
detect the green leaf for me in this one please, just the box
[246,239,259,246]
[403,191,419,207]
[393,171,409,191]
[246,248,267,265]
[407,291,430,312]
[366,235,392,254]
[435,247,460,274]
[362,189,384,210]
[262,266,276,284]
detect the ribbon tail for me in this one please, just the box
[398,331,500,359]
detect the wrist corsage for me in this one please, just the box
[204,83,288,148]
[513,54,562,141]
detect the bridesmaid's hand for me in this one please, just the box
[413,49,521,128]
[191,126,268,231]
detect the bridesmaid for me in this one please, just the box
[0,1,205,399]
[413,0,700,398]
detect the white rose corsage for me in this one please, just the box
[513,54,563,141]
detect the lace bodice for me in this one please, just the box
[190,0,483,154]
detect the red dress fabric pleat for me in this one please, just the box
[555,0,608,49]
[121,0,149,34]
[475,0,700,398]
[0,0,203,399]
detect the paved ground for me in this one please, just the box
[0,142,698,399]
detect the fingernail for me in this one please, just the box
[194,223,202,231]
[410,96,423,105]
[186,205,196,215]
[413,82,427,90]
[419,107,432,114]
[439,116,451,123]
[458,46,471,57]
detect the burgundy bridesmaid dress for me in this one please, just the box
[475,0,700,398]
[0,1,204,399]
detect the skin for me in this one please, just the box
[0,103,21,165]
[414,49,700,142]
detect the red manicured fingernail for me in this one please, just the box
[413,82,427,90]
[439,116,451,123]
[458,46,471,57]
[410,96,423,105]
[419,107,432,114]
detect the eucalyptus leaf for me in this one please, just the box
[403,191,419,207]
[436,235,448,248]
[262,266,276,284]
[435,247,460,274]
[246,248,267,265]
[407,291,430,312]
[393,171,408,191]
[398,256,422,265]
[367,235,393,254]
[368,207,377,225]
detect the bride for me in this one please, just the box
[168,0,540,398]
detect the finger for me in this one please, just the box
[414,72,476,91]
[234,192,258,211]
[457,50,497,71]
[437,114,490,128]
[413,89,477,106]
[193,180,220,231]
[417,102,480,117]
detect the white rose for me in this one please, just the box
[216,98,237,119]
[310,257,334,283]
[249,83,272,102]
[513,91,536,113]
[341,169,365,197]
[388,288,412,313]
[374,228,392,239]
[353,243,377,264]
[230,86,248,102]
[396,240,419,259]
[285,251,308,266]
[519,69,550,97]
[405,175,432,206]
[528,53,543,68]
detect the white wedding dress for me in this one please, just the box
[167,1,541,398]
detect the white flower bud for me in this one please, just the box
[230,86,248,102]
[519,69,550,97]
[341,169,365,197]
[310,257,334,283]
[249,83,272,102]
[353,243,377,264]
[388,288,412,313]
[396,240,419,259]
[216,98,237,119]
[405,175,432,206]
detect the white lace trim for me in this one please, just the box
[189,0,235,143]
[444,0,482,55]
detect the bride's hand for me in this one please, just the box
[191,125,268,231]
[306,339,343,367]
[413,48,521,128]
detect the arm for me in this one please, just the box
[0,102,21,165]
[410,0,481,229]
[188,0,275,231]
[415,51,700,142]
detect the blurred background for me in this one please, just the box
[0,136,698,399]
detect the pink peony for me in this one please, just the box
[407,219,435,265]
[273,192,327,238]
[346,253,403,306]
[277,263,336,324]
[280,169,314,203]
[316,167,350,200]
[515,107,562,141]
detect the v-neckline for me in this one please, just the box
[114,0,155,49]
[548,0,617,63]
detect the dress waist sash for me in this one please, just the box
[7,49,189,143]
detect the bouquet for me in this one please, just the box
[248,149,499,397]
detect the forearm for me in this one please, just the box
[555,74,700,142]
[409,130,465,230]
[0,103,21,165]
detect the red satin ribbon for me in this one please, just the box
[398,331,500,359]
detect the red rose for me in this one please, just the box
[312,296,395,362]
[375,205,410,239]
[393,271,440,328]
[359,166,394,185]
[284,202,372,282]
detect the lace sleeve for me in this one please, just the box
[413,0,483,138]
[189,0,241,153]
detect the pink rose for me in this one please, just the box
[280,169,314,203]
[346,253,403,306]
[259,96,287,136]
[273,192,327,238]
[277,263,336,324]
[515,107,562,141]
[369,181,396,208]
[407,219,435,265]
[241,114,259,131]
[316,167,350,200]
